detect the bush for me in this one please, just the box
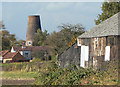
[34,60,119,85]
[34,63,94,85]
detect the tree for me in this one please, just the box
[0,21,24,50]
[46,23,85,55]
[95,0,120,25]
[32,49,46,60]
[33,29,49,46]
[14,40,26,46]
[0,21,5,29]
[2,30,17,50]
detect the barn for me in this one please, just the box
[58,12,120,69]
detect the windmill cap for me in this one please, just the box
[28,15,40,17]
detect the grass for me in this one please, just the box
[2,71,39,80]
[1,58,56,80]
[2,60,53,72]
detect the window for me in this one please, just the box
[107,36,115,46]
[25,53,28,57]
[77,38,81,46]
[0,56,2,60]
[29,42,31,45]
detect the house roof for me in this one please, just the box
[13,46,32,51]
[3,52,18,59]
[78,12,120,38]
[13,46,51,52]
[0,50,9,57]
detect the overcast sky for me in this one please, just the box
[2,2,102,40]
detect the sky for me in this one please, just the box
[1,2,103,40]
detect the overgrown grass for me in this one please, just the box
[2,59,53,72]
[2,71,39,79]
[1,58,56,80]
[1,57,119,85]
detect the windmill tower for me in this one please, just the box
[26,15,41,46]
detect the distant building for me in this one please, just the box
[11,46,32,61]
[0,50,25,63]
[11,45,52,61]
[0,50,9,62]
[9,15,52,61]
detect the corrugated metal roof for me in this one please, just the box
[78,12,120,38]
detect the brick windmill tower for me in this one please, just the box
[26,15,42,46]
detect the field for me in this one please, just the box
[1,58,119,85]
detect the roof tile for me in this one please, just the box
[3,52,18,59]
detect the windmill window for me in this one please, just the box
[28,42,32,45]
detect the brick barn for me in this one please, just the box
[58,12,120,69]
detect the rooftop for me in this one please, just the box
[78,12,120,38]
[0,50,9,57]
[3,52,18,59]
[13,46,51,51]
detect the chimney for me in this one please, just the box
[22,41,26,48]
[23,41,26,46]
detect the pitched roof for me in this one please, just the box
[78,12,120,38]
[13,46,32,51]
[3,52,18,59]
[0,50,9,57]
[13,46,51,53]
[13,46,51,52]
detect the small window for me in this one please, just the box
[77,38,81,46]
[29,42,31,45]
[25,53,28,57]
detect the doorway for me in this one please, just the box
[80,45,89,68]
